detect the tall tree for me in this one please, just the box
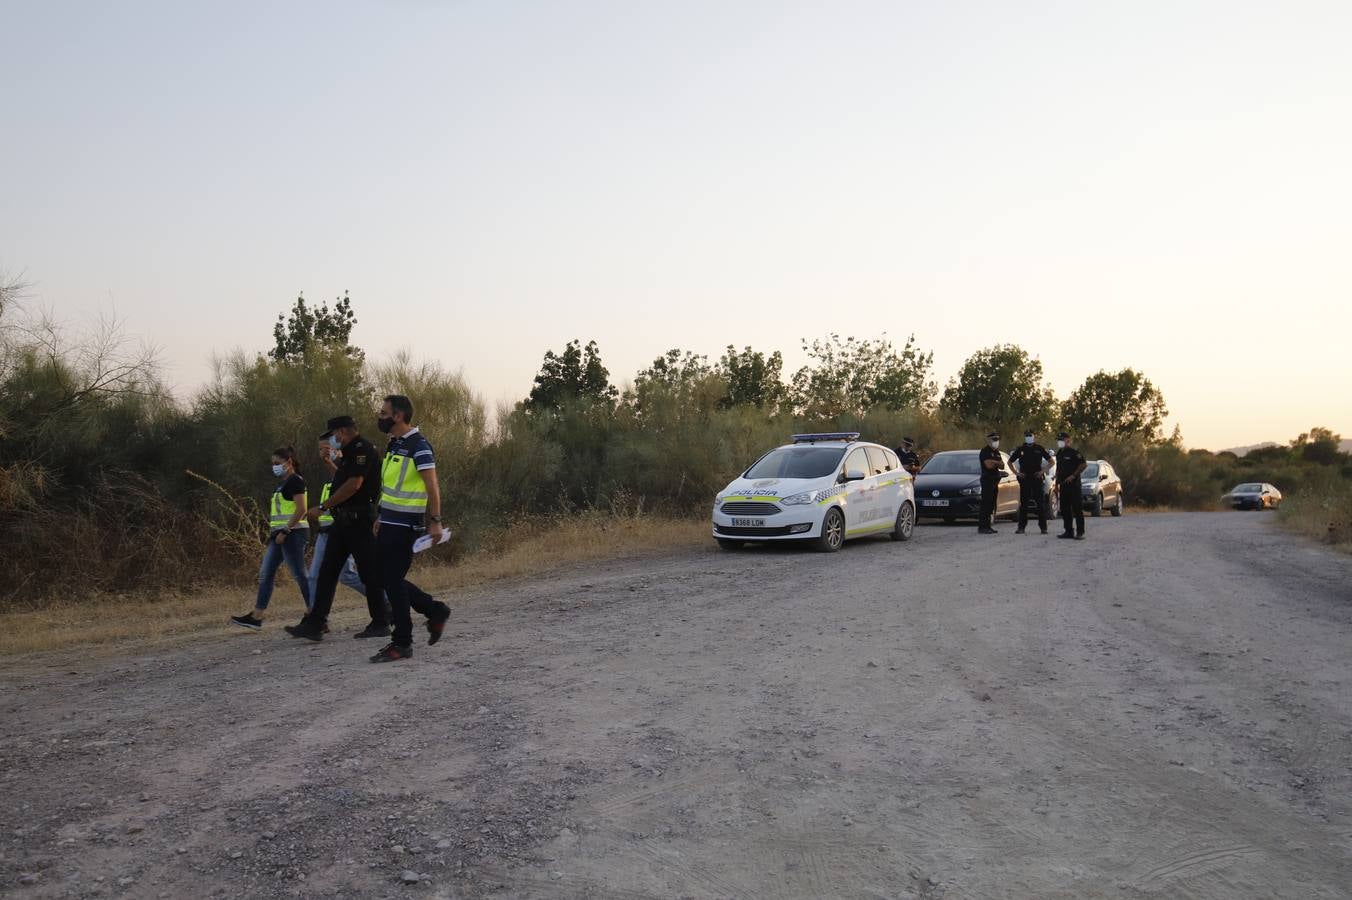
[1062,368,1169,441]
[523,339,618,411]
[716,345,786,411]
[940,344,1058,432]
[790,333,935,419]
[270,292,362,365]
[1290,426,1344,465]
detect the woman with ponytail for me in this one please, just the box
[231,446,311,630]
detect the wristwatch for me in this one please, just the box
[429,516,442,523]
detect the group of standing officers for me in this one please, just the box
[231,394,450,664]
[900,429,1089,539]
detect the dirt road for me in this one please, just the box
[3,512,1351,898]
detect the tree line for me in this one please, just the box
[0,284,1346,607]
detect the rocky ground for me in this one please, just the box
[2,512,1351,898]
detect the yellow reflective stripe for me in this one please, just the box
[381,452,428,511]
[269,489,308,526]
[318,483,334,526]
[846,521,894,536]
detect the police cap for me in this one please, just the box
[323,415,356,438]
[1024,429,1035,437]
[986,431,1000,440]
[901,436,915,447]
[1057,431,1070,440]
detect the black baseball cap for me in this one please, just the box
[987,431,1000,440]
[901,436,915,446]
[321,415,356,438]
[1057,431,1070,440]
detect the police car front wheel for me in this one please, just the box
[815,508,845,553]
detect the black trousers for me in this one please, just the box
[377,525,449,647]
[310,518,385,626]
[1017,476,1048,531]
[978,480,999,530]
[1061,482,1085,535]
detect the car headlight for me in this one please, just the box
[781,491,815,505]
[958,485,982,496]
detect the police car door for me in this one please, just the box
[866,446,900,526]
[841,447,873,533]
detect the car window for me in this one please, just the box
[919,452,981,475]
[1233,483,1262,492]
[883,448,900,471]
[1082,463,1099,479]
[744,446,846,479]
[845,448,870,477]
[865,446,889,475]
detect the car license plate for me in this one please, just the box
[920,499,949,507]
[731,517,765,527]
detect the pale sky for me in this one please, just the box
[3,0,1349,450]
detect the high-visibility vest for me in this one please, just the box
[270,484,308,530]
[317,483,335,529]
[381,451,428,515]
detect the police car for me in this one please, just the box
[712,433,916,552]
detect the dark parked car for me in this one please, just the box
[1082,460,1124,517]
[1224,482,1281,510]
[914,450,1019,522]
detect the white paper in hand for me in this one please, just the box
[413,530,453,553]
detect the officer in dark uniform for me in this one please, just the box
[894,437,921,478]
[1054,431,1088,540]
[286,416,387,641]
[1008,429,1053,534]
[977,431,1005,534]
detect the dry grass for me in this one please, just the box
[1278,489,1352,552]
[0,515,710,659]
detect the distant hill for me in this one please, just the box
[1222,439,1352,456]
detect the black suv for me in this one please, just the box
[1081,460,1123,517]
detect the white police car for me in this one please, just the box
[712,433,916,552]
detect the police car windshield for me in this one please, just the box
[1082,464,1099,479]
[919,452,981,475]
[1233,483,1262,493]
[745,446,846,479]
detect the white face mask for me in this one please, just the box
[328,435,341,451]
[271,463,286,477]
[1024,436,1034,445]
[1056,440,1066,449]
[989,440,1000,449]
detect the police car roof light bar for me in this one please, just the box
[791,432,860,444]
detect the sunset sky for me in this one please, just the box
[2,1,1348,450]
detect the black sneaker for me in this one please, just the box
[370,642,412,663]
[230,614,263,631]
[1015,527,1026,534]
[1074,533,1086,541]
[284,620,324,642]
[1057,532,1075,539]
[978,527,998,535]
[353,623,391,639]
[1040,528,1048,535]
[427,610,450,646]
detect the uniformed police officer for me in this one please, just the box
[894,437,921,478]
[371,394,452,664]
[1008,429,1053,534]
[1054,431,1088,540]
[977,431,1005,534]
[286,416,387,641]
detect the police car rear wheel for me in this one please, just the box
[891,501,914,542]
[815,508,845,553]
[1110,494,1123,516]
[716,539,743,551]
[1091,493,1103,517]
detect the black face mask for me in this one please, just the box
[377,416,395,434]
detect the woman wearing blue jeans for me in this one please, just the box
[231,447,311,630]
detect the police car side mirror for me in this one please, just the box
[1099,473,1108,481]
[844,469,866,482]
